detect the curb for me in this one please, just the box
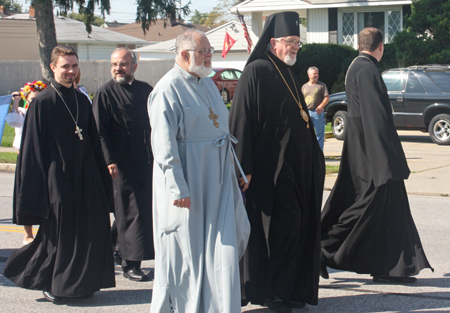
[0,163,16,172]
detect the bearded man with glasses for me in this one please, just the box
[148,29,250,312]
[92,47,154,282]
[230,11,324,312]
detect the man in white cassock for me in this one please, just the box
[148,29,250,313]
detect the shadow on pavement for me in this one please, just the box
[399,134,433,143]
[32,289,153,307]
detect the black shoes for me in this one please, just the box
[123,268,149,281]
[320,263,329,279]
[266,295,305,313]
[113,251,122,266]
[373,275,417,283]
[43,291,62,303]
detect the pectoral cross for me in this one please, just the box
[75,125,83,140]
[209,108,219,128]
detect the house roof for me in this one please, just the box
[4,14,150,45]
[109,20,211,43]
[231,0,412,13]
[134,20,258,54]
[54,16,150,44]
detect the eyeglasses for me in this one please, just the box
[111,62,133,68]
[186,47,215,55]
[281,39,303,48]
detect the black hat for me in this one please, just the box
[246,11,300,67]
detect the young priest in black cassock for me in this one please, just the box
[2,46,115,302]
[92,47,154,282]
[320,27,433,283]
[229,12,325,312]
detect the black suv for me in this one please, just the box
[325,64,450,145]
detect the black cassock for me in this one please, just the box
[2,82,115,297]
[321,53,433,276]
[93,79,154,261]
[229,51,325,305]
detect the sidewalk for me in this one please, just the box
[323,130,450,197]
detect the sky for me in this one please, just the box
[15,0,219,23]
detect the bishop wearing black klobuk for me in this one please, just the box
[229,11,325,308]
[321,27,433,281]
[2,47,115,299]
[93,47,154,281]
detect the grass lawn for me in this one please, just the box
[0,152,18,163]
[1,124,14,147]
[326,165,339,174]
[325,122,332,132]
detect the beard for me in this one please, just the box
[113,71,134,84]
[188,53,213,77]
[284,54,297,66]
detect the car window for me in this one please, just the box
[382,71,405,92]
[208,70,217,78]
[425,71,450,93]
[405,73,426,93]
[234,70,242,79]
[221,70,236,80]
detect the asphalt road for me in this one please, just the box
[0,130,449,312]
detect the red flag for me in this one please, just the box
[222,31,236,59]
[237,9,253,53]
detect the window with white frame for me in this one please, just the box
[341,10,402,49]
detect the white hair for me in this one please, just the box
[308,66,319,74]
[175,29,207,61]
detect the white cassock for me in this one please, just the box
[148,63,250,313]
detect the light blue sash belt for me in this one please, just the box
[179,134,248,184]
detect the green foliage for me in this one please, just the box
[393,0,450,65]
[65,12,105,27]
[292,43,357,94]
[1,124,15,148]
[137,0,190,34]
[0,0,22,13]
[0,152,18,164]
[189,9,208,25]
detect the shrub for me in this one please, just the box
[293,43,357,93]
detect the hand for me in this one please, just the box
[108,163,118,179]
[11,92,21,99]
[316,107,324,114]
[238,174,252,192]
[173,197,191,210]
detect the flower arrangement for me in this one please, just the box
[20,81,48,104]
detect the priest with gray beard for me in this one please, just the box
[148,29,250,312]
[92,47,154,282]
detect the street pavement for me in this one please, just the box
[0,130,449,312]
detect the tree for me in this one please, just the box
[393,0,450,65]
[0,0,22,13]
[64,12,105,27]
[33,0,190,82]
[189,9,208,25]
[193,0,242,28]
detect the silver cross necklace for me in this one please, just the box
[51,83,83,140]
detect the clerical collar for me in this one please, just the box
[359,52,379,66]
[174,63,202,84]
[51,80,75,93]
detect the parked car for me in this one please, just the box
[208,68,242,103]
[325,64,450,145]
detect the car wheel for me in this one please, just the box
[221,89,229,103]
[428,114,450,145]
[332,111,347,141]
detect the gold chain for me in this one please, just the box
[174,68,219,128]
[266,54,309,128]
